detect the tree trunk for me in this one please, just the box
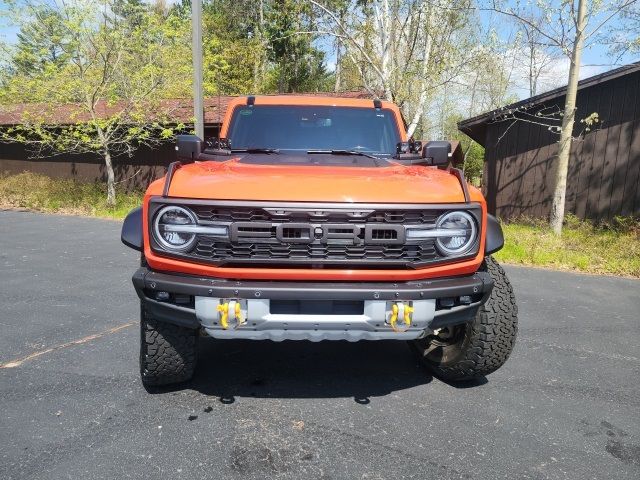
[253,0,265,92]
[374,0,394,101]
[334,53,341,92]
[406,1,434,138]
[334,42,342,92]
[104,149,116,206]
[549,0,586,235]
[529,38,536,97]
[252,54,261,93]
[334,9,345,92]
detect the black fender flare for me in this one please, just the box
[121,207,143,251]
[485,214,504,255]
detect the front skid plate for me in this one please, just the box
[196,297,436,341]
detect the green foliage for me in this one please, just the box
[461,141,484,184]
[0,119,187,158]
[1,1,193,103]
[202,1,263,95]
[607,4,640,58]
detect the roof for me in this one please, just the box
[0,91,371,126]
[458,62,640,146]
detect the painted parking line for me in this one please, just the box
[0,322,135,369]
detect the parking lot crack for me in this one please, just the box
[0,322,135,369]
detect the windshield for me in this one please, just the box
[226,105,401,156]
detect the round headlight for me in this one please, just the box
[153,206,197,252]
[435,211,477,256]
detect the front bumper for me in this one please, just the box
[132,268,493,341]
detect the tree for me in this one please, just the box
[11,5,70,76]
[309,0,478,137]
[0,0,191,205]
[487,0,639,234]
[265,0,332,93]
[200,0,331,94]
[201,0,265,95]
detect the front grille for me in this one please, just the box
[150,201,480,269]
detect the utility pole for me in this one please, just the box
[192,0,204,139]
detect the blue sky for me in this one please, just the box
[0,3,19,43]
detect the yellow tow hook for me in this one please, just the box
[389,302,414,332]
[234,301,246,329]
[217,303,229,330]
[389,303,399,331]
[217,300,246,330]
[404,304,414,326]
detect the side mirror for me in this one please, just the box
[422,141,451,166]
[176,135,203,162]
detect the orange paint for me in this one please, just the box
[148,160,476,204]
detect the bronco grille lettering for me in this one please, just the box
[229,222,405,245]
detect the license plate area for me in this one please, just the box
[270,300,364,315]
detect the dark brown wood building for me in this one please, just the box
[458,63,640,222]
[0,97,230,191]
[0,92,368,190]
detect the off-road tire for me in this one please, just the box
[140,305,198,387]
[410,256,517,381]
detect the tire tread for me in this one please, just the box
[140,306,198,386]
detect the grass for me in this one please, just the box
[495,215,640,277]
[0,171,143,219]
[1,172,639,277]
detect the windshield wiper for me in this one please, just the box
[231,148,280,154]
[306,149,380,160]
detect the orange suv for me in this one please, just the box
[121,96,517,387]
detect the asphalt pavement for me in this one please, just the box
[1,210,639,479]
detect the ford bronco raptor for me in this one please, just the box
[121,95,517,387]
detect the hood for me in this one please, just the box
[158,157,469,204]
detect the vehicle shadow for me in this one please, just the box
[166,338,437,402]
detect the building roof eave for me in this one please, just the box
[457,62,640,147]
